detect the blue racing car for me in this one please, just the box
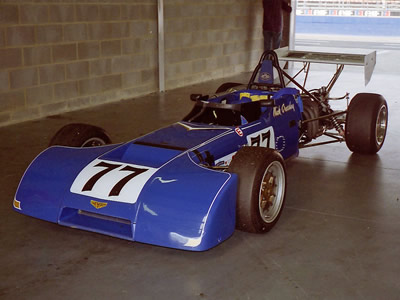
[13,50,388,251]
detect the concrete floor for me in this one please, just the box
[1,48,399,299]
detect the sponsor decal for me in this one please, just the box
[215,152,236,167]
[90,200,108,209]
[240,92,251,100]
[273,102,296,117]
[275,136,286,153]
[216,160,227,167]
[239,92,270,102]
[13,199,21,210]
[235,127,243,137]
[153,177,177,184]
[260,72,272,82]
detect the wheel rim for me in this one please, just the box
[375,105,388,146]
[81,137,106,147]
[259,161,285,223]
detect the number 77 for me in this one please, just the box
[82,162,148,196]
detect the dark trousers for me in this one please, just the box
[263,30,282,51]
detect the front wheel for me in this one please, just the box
[49,123,112,147]
[345,93,388,154]
[227,147,286,233]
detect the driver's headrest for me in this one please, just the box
[258,60,274,84]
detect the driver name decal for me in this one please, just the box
[273,102,296,117]
[70,159,158,204]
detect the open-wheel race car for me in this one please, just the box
[13,49,388,251]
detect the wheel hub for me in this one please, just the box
[376,105,387,146]
[260,173,275,211]
[82,137,107,147]
[259,162,285,223]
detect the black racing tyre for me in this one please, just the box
[215,82,243,94]
[345,93,388,154]
[301,96,320,141]
[227,147,286,233]
[49,123,112,147]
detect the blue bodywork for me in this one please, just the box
[14,85,303,251]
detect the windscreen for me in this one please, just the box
[183,104,242,126]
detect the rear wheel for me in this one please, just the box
[49,123,112,147]
[301,96,320,142]
[345,93,388,154]
[227,147,286,233]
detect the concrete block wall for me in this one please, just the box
[0,0,263,127]
[164,0,263,89]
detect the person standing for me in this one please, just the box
[262,0,292,51]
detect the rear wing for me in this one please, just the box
[275,47,376,85]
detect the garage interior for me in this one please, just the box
[1,1,400,299]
